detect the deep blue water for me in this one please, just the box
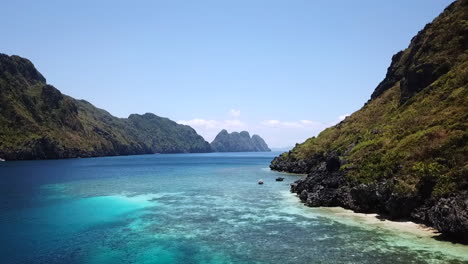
[0,152,467,264]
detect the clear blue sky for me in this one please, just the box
[1,0,453,147]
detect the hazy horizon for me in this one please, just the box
[2,0,453,147]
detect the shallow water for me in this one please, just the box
[0,152,467,264]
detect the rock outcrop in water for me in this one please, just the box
[0,54,212,160]
[271,0,468,243]
[211,130,271,152]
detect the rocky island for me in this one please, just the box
[271,0,468,243]
[0,54,212,160]
[211,129,271,152]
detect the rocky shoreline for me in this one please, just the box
[270,155,468,244]
[269,0,468,244]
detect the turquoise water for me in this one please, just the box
[0,152,467,264]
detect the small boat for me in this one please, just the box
[275,177,284,182]
[0,158,5,162]
[258,180,264,185]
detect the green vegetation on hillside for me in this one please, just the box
[272,0,468,199]
[0,54,212,160]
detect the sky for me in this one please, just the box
[1,0,453,148]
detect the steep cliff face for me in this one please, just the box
[251,135,270,152]
[271,0,468,242]
[211,130,271,152]
[0,54,212,160]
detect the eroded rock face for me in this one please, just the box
[270,152,324,174]
[288,152,468,243]
[290,158,353,208]
[270,157,311,174]
[427,192,468,242]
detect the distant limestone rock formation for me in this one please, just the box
[210,130,271,152]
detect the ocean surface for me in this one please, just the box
[0,152,467,264]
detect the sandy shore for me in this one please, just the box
[314,206,439,237]
[280,191,468,260]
